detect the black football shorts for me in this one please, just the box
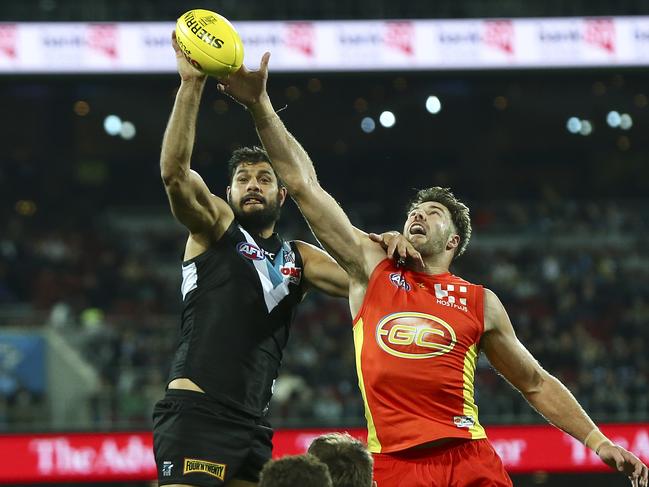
[153,389,273,486]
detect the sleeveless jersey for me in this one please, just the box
[353,259,487,453]
[168,220,304,418]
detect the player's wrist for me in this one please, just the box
[583,428,613,454]
[180,75,207,86]
[247,94,274,118]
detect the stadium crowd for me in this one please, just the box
[0,197,648,430]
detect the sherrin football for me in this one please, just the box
[175,9,244,77]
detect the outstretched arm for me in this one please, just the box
[482,289,648,486]
[217,54,384,281]
[297,233,424,299]
[161,32,232,238]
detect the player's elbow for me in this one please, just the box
[284,174,318,198]
[161,165,187,188]
[519,367,548,398]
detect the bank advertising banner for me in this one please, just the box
[1,424,648,483]
[1,17,649,73]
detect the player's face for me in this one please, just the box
[403,201,455,256]
[227,161,286,231]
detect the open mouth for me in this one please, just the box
[409,223,427,236]
[243,196,265,206]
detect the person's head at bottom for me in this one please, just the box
[308,433,375,487]
[259,454,332,487]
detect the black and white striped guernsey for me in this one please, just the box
[168,220,305,418]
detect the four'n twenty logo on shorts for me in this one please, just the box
[376,311,457,359]
[183,458,227,480]
[237,242,265,261]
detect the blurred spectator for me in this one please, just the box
[308,432,375,487]
[259,454,332,487]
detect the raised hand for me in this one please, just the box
[170,31,206,83]
[598,443,648,487]
[216,52,271,109]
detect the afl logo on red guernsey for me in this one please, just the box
[237,242,265,261]
[376,312,457,359]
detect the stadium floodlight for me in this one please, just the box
[580,120,593,136]
[103,115,122,136]
[120,121,136,140]
[619,114,633,130]
[426,96,442,114]
[360,117,376,133]
[606,111,621,128]
[379,111,396,128]
[566,117,581,134]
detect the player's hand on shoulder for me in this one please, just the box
[170,31,206,83]
[597,443,648,486]
[368,231,424,269]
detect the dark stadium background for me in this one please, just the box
[1,1,648,486]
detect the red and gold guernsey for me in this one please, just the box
[353,259,487,453]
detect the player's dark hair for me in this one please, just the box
[308,433,373,487]
[227,146,284,187]
[259,454,333,487]
[408,186,472,259]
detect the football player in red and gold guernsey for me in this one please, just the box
[218,54,649,487]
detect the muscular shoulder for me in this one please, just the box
[483,288,507,333]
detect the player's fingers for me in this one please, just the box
[403,241,422,262]
[632,457,644,478]
[637,465,646,487]
[368,232,383,243]
[261,51,271,71]
[398,241,408,259]
[621,451,641,477]
[170,32,180,52]
[617,452,631,474]
[404,243,423,267]
[387,239,399,259]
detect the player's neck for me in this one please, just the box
[414,255,451,275]
[256,225,276,239]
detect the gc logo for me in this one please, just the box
[375,312,457,359]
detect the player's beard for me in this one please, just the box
[410,229,449,257]
[232,193,282,233]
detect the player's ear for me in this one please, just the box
[226,186,232,203]
[278,186,287,206]
[446,233,460,252]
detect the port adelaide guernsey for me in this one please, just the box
[168,221,305,417]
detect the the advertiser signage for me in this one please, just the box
[0,432,156,483]
[1,424,648,483]
[2,16,649,73]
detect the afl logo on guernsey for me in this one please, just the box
[389,273,411,291]
[237,242,265,261]
[376,312,457,359]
